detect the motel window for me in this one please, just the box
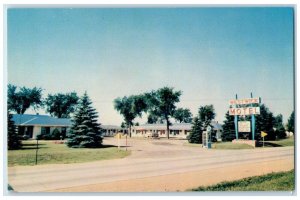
[41,127,50,135]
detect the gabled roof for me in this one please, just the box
[12,114,72,126]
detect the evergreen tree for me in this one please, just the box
[188,105,215,144]
[287,111,294,134]
[221,111,236,141]
[8,112,22,150]
[67,92,103,148]
[274,114,286,139]
[187,117,203,143]
[255,104,276,140]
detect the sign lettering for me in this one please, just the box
[238,121,251,132]
[229,98,260,105]
[229,107,260,116]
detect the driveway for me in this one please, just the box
[8,137,294,192]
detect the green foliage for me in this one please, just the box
[188,105,215,144]
[37,128,63,140]
[174,108,193,123]
[287,111,294,134]
[147,112,164,124]
[145,87,182,139]
[45,92,79,118]
[67,92,103,148]
[221,111,236,141]
[255,104,276,140]
[274,114,286,139]
[222,104,279,141]
[198,105,215,128]
[114,94,148,137]
[7,112,22,150]
[187,117,203,143]
[7,84,43,114]
[190,170,294,191]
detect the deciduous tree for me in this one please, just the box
[45,92,79,118]
[114,94,147,137]
[174,108,193,123]
[145,87,182,139]
[8,84,43,114]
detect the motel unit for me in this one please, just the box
[131,121,223,140]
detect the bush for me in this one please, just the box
[37,128,63,140]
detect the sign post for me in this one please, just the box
[234,94,238,140]
[125,134,128,151]
[115,132,122,149]
[261,131,267,148]
[229,95,261,142]
[35,138,39,165]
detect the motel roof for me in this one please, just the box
[12,114,72,127]
[100,125,126,130]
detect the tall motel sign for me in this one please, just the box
[229,93,261,141]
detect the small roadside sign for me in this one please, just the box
[261,131,267,148]
[115,133,122,149]
[261,131,267,137]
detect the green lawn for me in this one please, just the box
[212,142,254,150]
[185,137,294,150]
[184,142,254,149]
[260,137,295,147]
[8,140,130,166]
[190,170,295,191]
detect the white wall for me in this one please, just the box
[32,126,41,139]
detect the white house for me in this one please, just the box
[12,114,71,139]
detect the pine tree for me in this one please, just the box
[221,111,236,141]
[274,114,286,139]
[8,112,22,150]
[287,111,294,134]
[187,117,203,143]
[67,92,103,148]
[255,104,276,140]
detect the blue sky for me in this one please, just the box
[7,7,294,125]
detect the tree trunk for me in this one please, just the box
[129,124,131,137]
[167,119,170,139]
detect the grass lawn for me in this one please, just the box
[8,140,130,167]
[190,170,295,191]
[258,137,294,148]
[212,142,254,150]
[184,142,254,149]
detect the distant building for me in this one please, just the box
[101,125,127,136]
[131,121,223,140]
[12,114,71,139]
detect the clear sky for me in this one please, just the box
[7,7,294,125]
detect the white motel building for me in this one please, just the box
[131,121,223,140]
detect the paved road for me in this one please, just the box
[8,138,294,192]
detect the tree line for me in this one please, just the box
[7,84,295,149]
[8,84,79,118]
